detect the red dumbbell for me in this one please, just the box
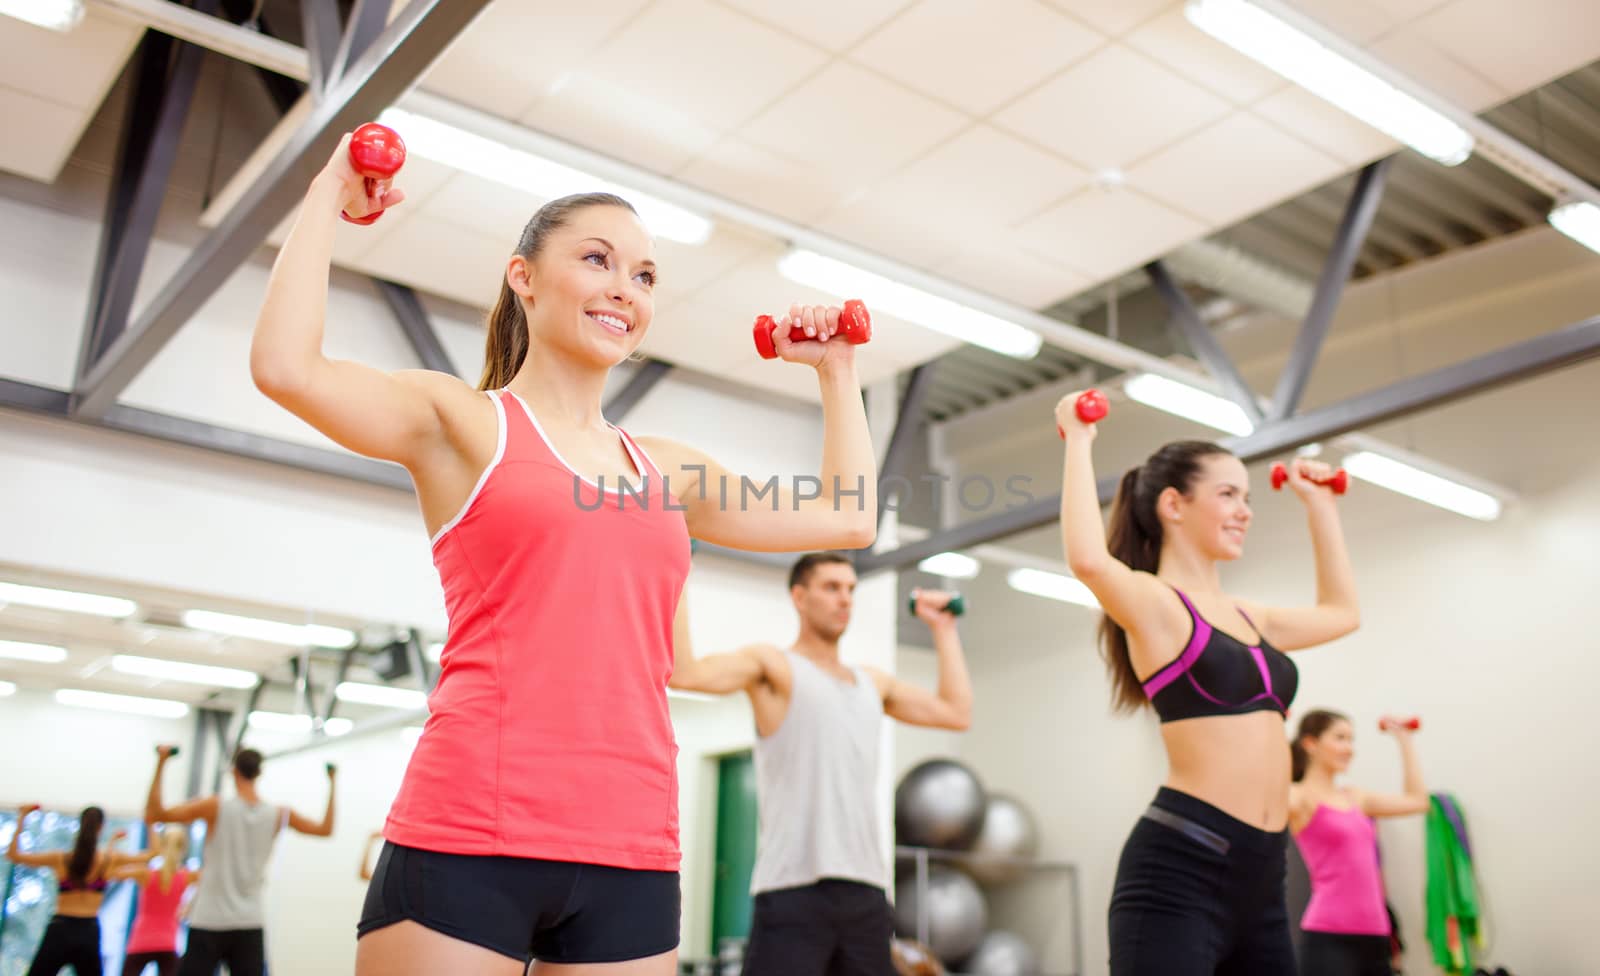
[1057,388,1109,438]
[1378,715,1421,732]
[341,122,406,226]
[1270,461,1348,495]
[753,300,872,359]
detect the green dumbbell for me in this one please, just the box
[908,592,965,617]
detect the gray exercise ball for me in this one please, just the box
[965,930,1041,976]
[895,758,987,850]
[963,793,1041,886]
[893,866,989,966]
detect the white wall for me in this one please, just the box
[0,687,195,815]
[894,231,1600,975]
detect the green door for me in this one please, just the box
[710,750,758,947]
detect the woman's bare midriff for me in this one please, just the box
[1160,710,1291,831]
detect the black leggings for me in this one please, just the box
[122,951,180,976]
[26,915,102,976]
[1109,788,1294,975]
[1297,931,1392,976]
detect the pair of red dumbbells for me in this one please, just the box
[1060,389,1347,494]
[342,123,875,360]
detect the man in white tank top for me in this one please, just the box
[671,552,973,976]
[145,745,336,976]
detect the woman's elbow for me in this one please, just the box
[250,353,305,402]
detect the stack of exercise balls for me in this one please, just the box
[893,759,1045,975]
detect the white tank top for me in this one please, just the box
[750,651,886,895]
[187,796,283,930]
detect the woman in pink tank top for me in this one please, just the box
[1289,710,1429,976]
[252,136,878,976]
[111,826,199,976]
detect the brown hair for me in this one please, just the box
[479,193,639,391]
[788,552,853,590]
[67,806,105,886]
[1099,440,1234,712]
[1291,709,1349,782]
[233,748,263,781]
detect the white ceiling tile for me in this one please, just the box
[415,173,553,245]
[1364,0,1452,19]
[0,86,87,183]
[653,226,778,299]
[717,0,909,52]
[0,10,140,110]
[1281,0,1404,43]
[1130,111,1344,225]
[737,62,969,189]
[933,246,1094,310]
[1016,187,1206,278]
[526,0,827,138]
[355,217,513,308]
[851,0,1103,115]
[1252,86,1399,166]
[1124,7,1286,103]
[811,198,963,270]
[813,126,1089,267]
[675,136,848,225]
[518,84,725,175]
[416,0,651,120]
[896,127,1091,225]
[1039,0,1170,36]
[1411,0,1600,96]
[1368,29,1505,110]
[994,44,1233,170]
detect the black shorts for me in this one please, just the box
[1298,931,1393,976]
[741,879,894,976]
[357,841,680,964]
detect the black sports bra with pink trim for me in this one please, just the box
[1140,587,1297,724]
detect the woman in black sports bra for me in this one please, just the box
[6,804,153,976]
[1054,396,1360,976]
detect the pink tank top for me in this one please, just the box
[1295,802,1391,935]
[126,868,190,954]
[385,391,690,871]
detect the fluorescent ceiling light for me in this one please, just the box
[0,0,84,32]
[0,639,68,664]
[1184,0,1472,166]
[55,688,190,719]
[1341,451,1501,521]
[776,249,1043,360]
[0,581,137,618]
[377,108,713,245]
[181,610,354,649]
[111,654,259,689]
[335,681,428,709]
[247,711,353,736]
[1549,199,1600,255]
[1123,373,1255,435]
[0,681,15,697]
[917,552,981,580]
[1006,568,1099,608]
